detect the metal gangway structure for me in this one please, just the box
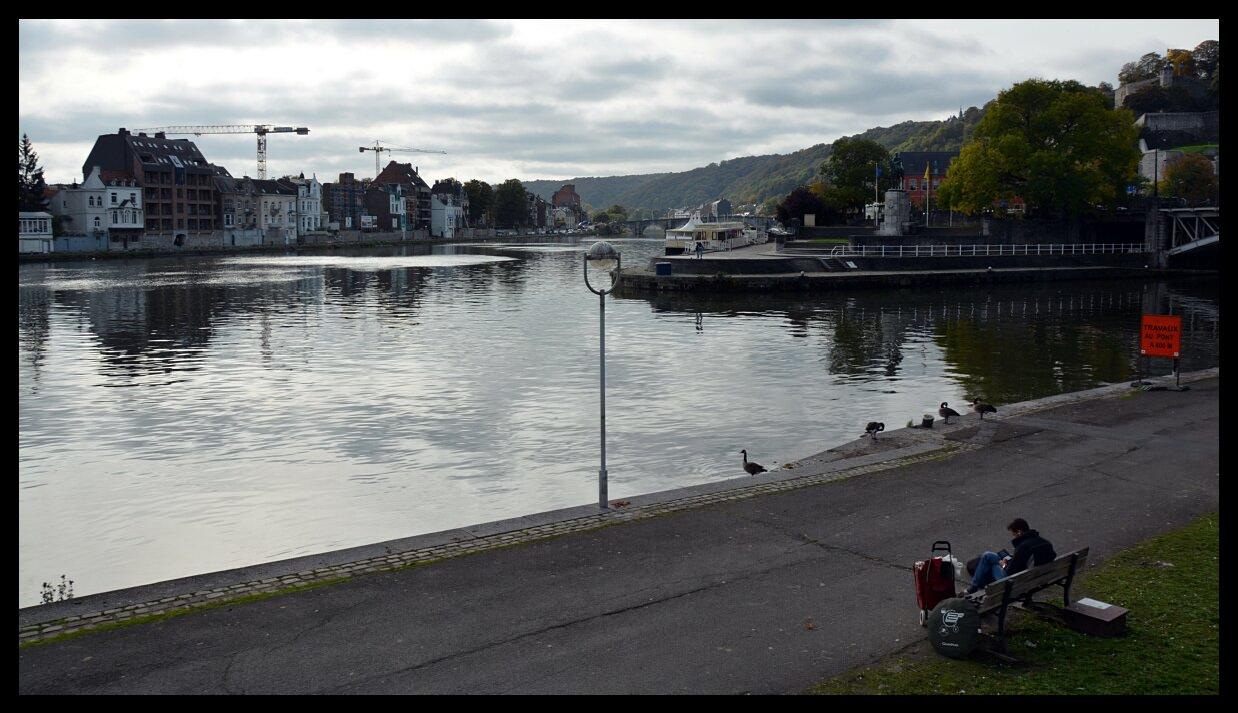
[1161,206,1220,256]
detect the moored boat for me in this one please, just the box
[666,214,765,255]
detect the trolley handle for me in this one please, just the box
[931,540,952,555]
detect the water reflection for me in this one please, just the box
[634,275,1219,404]
[17,241,1219,606]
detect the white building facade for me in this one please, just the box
[254,180,298,244]
[19,211,54,253]
[48,166,144,244]
[430,193,466,238]
[281,174,328,237]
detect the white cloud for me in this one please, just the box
[19,18,1219,185]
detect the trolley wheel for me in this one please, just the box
[919,609,927,627]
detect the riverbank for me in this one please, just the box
[17,230,595,263]
[810,512,1219,695]
[19,369,1217,693]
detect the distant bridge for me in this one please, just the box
[616,215,777,236]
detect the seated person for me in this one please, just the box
[964,518,1057,595]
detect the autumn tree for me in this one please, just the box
[935,79,1140,218]
[1160,154,1217,205]
[1165,48,1196,77]
[775,185,832,226]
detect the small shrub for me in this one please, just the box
[40,575,74,604]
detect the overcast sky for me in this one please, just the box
[20,19,1218,186]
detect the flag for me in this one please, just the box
[923,163,931,182]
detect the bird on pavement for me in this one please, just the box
[939,402,961,424]
[741,450,767,475]
[865,421,885,439]
[972,398,998,420]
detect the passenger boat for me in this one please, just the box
[665,214,767,255]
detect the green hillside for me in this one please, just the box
[522,107,983,212]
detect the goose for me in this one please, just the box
[939,402,961,424]
[972,398,997,420]
[865,421,885,439]
[741,450,767,475]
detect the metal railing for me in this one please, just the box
[827,243,1148,258]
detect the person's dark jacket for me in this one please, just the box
[1005,529,1056,575]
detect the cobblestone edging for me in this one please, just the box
[18,441,979,646]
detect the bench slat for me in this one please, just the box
[976,548,1089,614]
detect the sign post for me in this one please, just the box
[1139,314,1185,390]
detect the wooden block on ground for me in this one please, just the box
[1062,597,1128,637]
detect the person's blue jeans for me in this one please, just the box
[970,551,1007,591]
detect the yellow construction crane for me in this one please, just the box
[360,140,447,177]
[135,125,310,179]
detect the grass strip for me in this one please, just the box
[809,512,1219,695]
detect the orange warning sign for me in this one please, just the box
[1140,315,1182,358]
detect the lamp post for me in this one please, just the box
[583,240,621,510]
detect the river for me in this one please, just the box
[17,238,1219,606]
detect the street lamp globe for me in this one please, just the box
[586,240,619,272]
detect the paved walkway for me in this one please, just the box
[18,372,1218,693]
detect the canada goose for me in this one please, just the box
[865,421,885,439]
[741,450,767,475]
[939,402,961,424]
[972,398,997,419]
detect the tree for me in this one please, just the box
[1165,48,1196,77]
[774,185,829,226]
[1192,40,1219,80]
[463,179,493,226]
[593,211,611,223]
[493,179,528,228]
[818,137,895,214]
[1159,154,1217,205]
[935,79,1140,218]
[604,204,629,222]
[18,134,48,212]
[1118,52,1166,84]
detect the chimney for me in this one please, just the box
[119,128,130,136]
[155,132,166,139]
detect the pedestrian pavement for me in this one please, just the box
[18,372,1218,694]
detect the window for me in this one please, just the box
[130,192,136,203]
[112,211,118,222]
[111,194,118,204]
[909,179,918,191]
[93,217,100,228]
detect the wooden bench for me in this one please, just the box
[970,547,1089,654]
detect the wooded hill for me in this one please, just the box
[522,106,984,212]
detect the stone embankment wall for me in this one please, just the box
[616,266,1186,295]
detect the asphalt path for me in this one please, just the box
[19,379,1218,694]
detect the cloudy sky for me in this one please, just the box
[20,18,1218,186]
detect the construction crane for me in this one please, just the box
[360,140,447,178]
[135,125,310,179]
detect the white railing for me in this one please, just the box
[826,243,1147,258]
